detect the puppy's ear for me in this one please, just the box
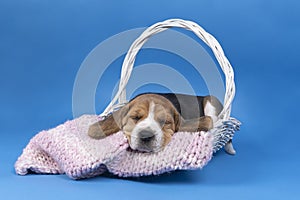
[173,108,181,132]
[88,104,130,139]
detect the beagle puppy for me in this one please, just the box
[88,93,232,153]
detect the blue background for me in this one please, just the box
[1,0,299,199]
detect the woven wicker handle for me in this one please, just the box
[101,19,236,122]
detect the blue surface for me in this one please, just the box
[1,1,300,199]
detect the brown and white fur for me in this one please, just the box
[88,93,235,154]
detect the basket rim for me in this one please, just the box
[100,18,236,123]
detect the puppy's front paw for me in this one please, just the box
[197,116,213,132]
[88,122,106,139]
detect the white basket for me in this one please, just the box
[100,19,240,153]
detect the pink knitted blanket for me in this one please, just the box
[15,115,214,179]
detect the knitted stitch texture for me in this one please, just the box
[15,115,214,179]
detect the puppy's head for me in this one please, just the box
[88,94,180,152]
[121,94,180,152]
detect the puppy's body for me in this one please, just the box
[88,93,232,153]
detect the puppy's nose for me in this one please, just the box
[139,130,155,142]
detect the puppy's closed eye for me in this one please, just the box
[158,118,172,126]
[131,115,142,123]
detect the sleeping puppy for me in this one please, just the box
[88,93,235,154]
